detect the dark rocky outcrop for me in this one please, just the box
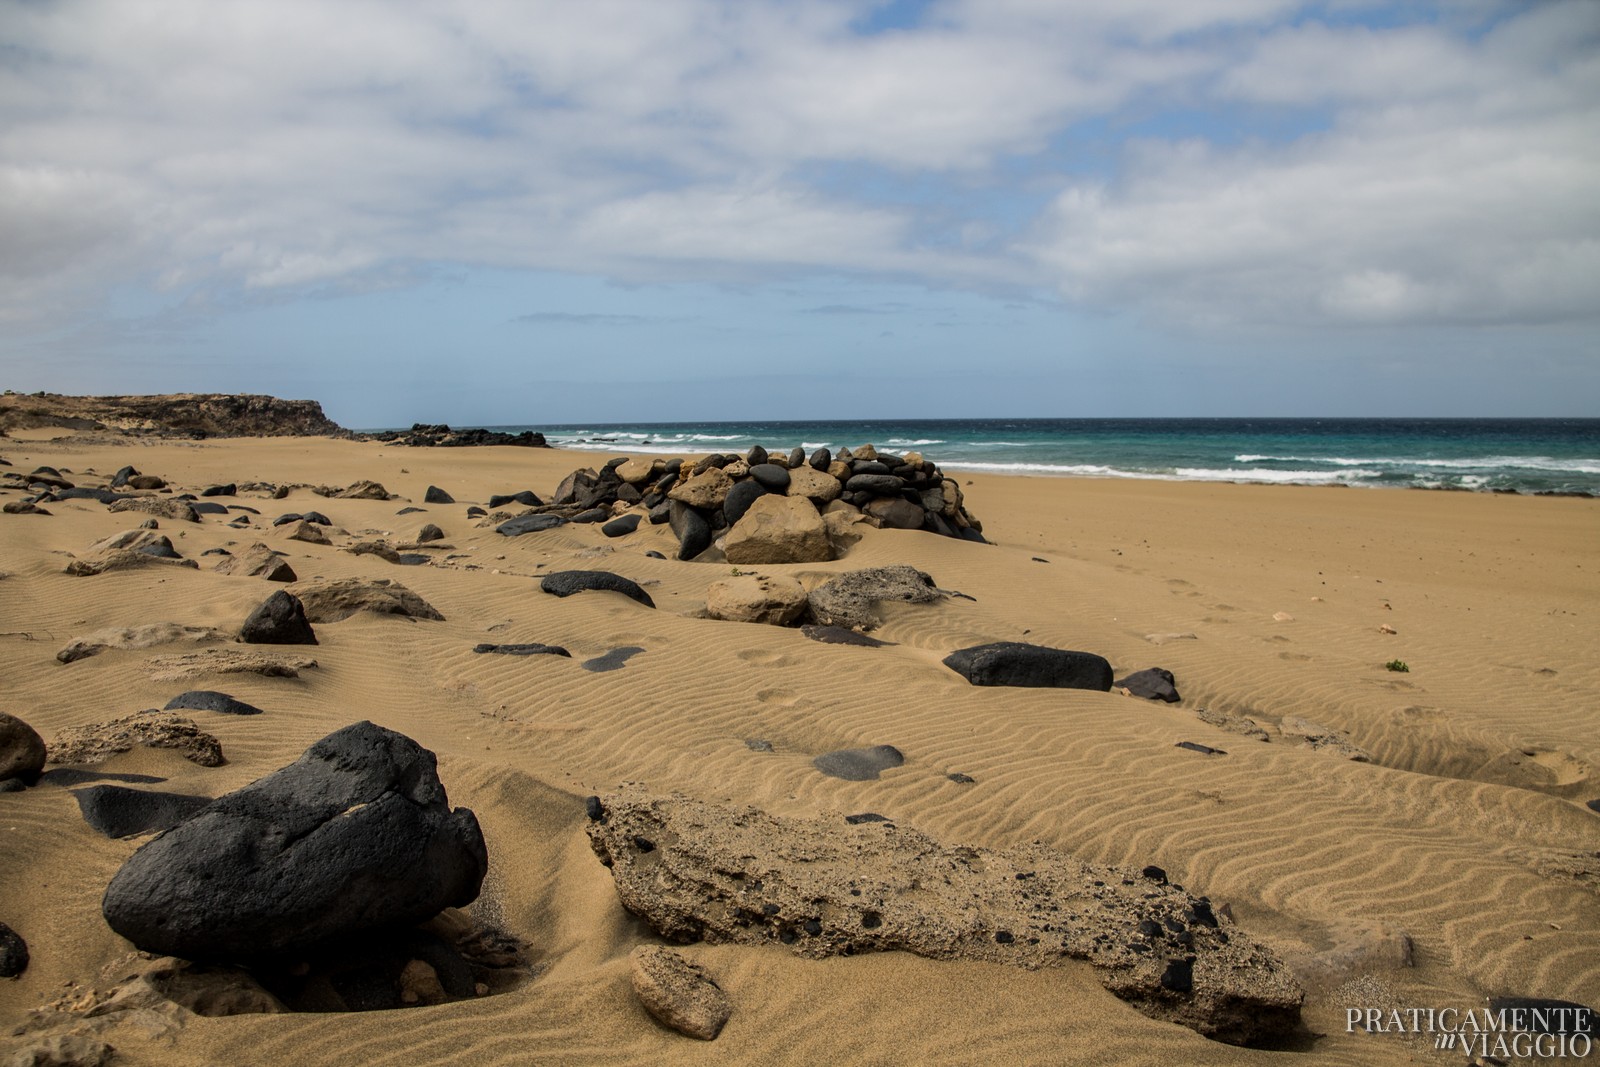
[943,642,1113,691]
[0,392,344,438]
[601,514,641,538]
[1,711,47,786]
[101,721,487,961]
[540,571,655,608]
[423,486,455,504]
[496,513,568,537]
[587,791,1303,1045]
[238,591,319,645]
[0,921,27,979]
[472,643,572,657]
[362,424,548,448]
[74,785,213,838]
[800,625,895,648]
[164,691,265,716]
[1116,668,1181,703]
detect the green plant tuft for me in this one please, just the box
[1384,659,1410,673]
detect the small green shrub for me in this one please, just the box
[1384,659,1410,673]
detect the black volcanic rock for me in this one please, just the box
[100,721,487,961]
[1116,668,1181,703]
[74,785,213,838]
[164,690,266,716]
[239,591,318,645]
[540,570,655,608]
[943,642,1112,691]
[423,485,454,504]
[497,513,568,536]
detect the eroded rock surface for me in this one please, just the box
[48,714,225,767]
[587,791,1302,1045]
[806,566,944,631]
[290,577,444,623]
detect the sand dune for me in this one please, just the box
[2,431,1596,1065]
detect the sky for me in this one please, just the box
[2,0,1597,427]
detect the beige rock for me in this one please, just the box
[1378,623,1397,634]
[63,548,199,577]
[56,623,225,664]
[108,496,198,522]
[854,443,879,461]
[282,520,330,545]
[214,543,296,582]
[784,464,842,505]
[667,468,735,510]
[826,461,852,481]
[2,1032,116,1067]
[86,529,167,553]
[398,960,448,1006]
[706,574,808,625]
[1272,611,1295,622]
[290,577,444,623]
[721,460,749,480]
[336,479,390,500]
[864,496,925,530]
[47,713,224,767]
[629,946,731,1041]
[723,495,832,565]
[617,458,663,485]
[823,508,867,555]
[143,649,318,682]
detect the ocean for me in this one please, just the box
[458,418,1600,496]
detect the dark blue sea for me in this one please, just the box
[477,419,1600,496]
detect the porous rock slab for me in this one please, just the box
[48,714,224,768]
[629,945,731,1040]
[806,566,943,631]
[290,577,444,623]
[588,791,1302,1045]
[102,721,487,961]
[943,641,1113,691]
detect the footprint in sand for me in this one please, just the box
[756,688,800,707]
[1278,651,1312,661]
[736,649,792,667]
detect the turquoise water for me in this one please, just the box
[473,418,1600,495]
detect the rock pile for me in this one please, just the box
[496,444,985,564]
[362,423,549,448]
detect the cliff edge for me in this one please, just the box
[0,392,345,438]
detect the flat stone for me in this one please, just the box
[541,570,655,608]
[706,574,808,626]
[1277,716,1370,761]
[163,691,265,716]
[629,946,731,1040]
[472,643,571,657]
[667,467,735,510]
[1176,742,1227,755]
[56,623,226,664]
[799,625,894,647]
[496,513,568,537]
[943,642,1112,691]
[813,745,904,781]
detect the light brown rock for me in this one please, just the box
[47,713,224,767]
[706,574,808,625]
[823,510,866,554]
[784,464,842,505]
[723,495,832,565]
[56,623,226,664]
[617,458,663,485]
[826,460,852,481]
[629,946,731,1041]
[290,577,445,623]
[142,649,319,682]
[667,468,735,510]
[214,543,297,582]
[108,496,197,522]
[280,520,330,545]
[335,479,390,499]
[63,548,198,577]
[864,496,925,530]
[2,1032,116,1067]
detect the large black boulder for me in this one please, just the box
[668,501,712,561]
[238,591,318,645]
[723,479,767,526]
[540,570,655,608]
[101,721,487,961]
[943,642,1113,691]
[748,463,791,492]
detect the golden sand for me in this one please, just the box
[1,432,1596,1065]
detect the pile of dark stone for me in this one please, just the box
[497,443,985,562]
[361,424,549,448]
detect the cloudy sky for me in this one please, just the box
[2,0,1597,427]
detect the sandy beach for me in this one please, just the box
[2,429,1597,1066]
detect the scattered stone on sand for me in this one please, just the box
[423,485,454,504]
[290,577,444,623]
[1,712,48,786]
[744,739,773,752]
[629,946,731,1040]
[334,480,390,500]
[48,714,225,768]
[1143,633,1198,645]
[706,574,808,626]
[416,522,445,543]
[806,565,944,631]
[1195,708,1272,742]
[943,642,1113,691]
[496,513,568,537]
[56,623,226,664]
[1272,612,1295,623]
[540,570,655,608]
[488,490,542,509]
[163,691,265,716]
[101,721,486,961]
[799,624,895,647]
[813,745,905,781]
[1277,716,1371,762]
[1176,742,1227,756]
[214,542,297,582]
[238,591,318,645]
[63,542,200,576]
[582,647,645,672]
[947,772,976,784]
[602,514,642,538]
[723,494,832,565]
[2,500,51,515]
[587,791,1303,1045]
[1115,667,1181,703]
[143,649,319,683]
[281,519,331,545]
[73,785,214,839]
[472,643,571,657]
[0,921,27,978]
[344,540,403,563]
[108,496,199,522]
